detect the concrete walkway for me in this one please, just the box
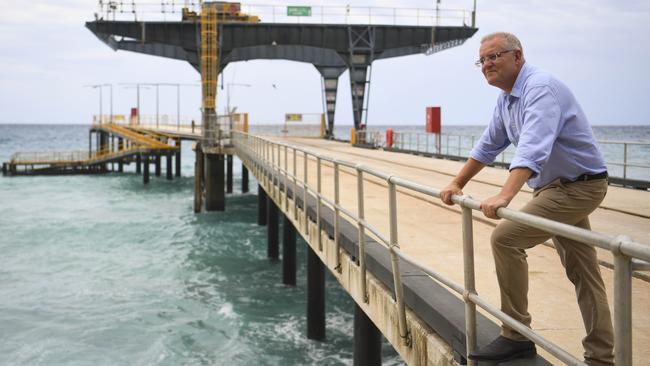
[271,136,650,365]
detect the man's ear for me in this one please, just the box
[515,50,524,62]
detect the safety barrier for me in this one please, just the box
[232,130,649,366]
[10,147,134,164]
[94,114,200,129]
[96,1,475,27]
[358,130,650,183]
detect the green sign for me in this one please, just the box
[287,6,311,16]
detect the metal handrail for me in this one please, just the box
[96,1,474,27]
[232,131,648,365]
[9,145,144,166]
[377,130,650,182]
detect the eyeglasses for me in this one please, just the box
[475,49,515,67]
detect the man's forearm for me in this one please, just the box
[499,168,534,201]
[452,158,486,188]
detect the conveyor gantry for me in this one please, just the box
[85,3,478,136]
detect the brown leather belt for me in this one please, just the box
[563,171,608,183]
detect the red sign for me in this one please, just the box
[426,107,441,133]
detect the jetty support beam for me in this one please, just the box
[143,154,150,184]
[175,139,182,177]
[257,185,267,226]
[118,138,124,172]
[283,214,296,286]
[155,154,161,176]
[307,245,326,340]
[204,153,225,211]
[267,196,279,260]
[136,154,142,174]
[166,152,173,180]
[227,154,233,193]
[242,164,249,193]
[193,144,204,213]
[354,304,382,366]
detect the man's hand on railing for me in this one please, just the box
[440,182,463,205]
[479,194,511,220]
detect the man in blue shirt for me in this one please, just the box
[440,32,613,365]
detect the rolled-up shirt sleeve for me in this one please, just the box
[469,103,510,165]
[509,85,562,177]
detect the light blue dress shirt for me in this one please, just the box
[469,63,607,190]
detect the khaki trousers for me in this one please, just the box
[490,178,614,366]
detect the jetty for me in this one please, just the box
[2,121,180,179]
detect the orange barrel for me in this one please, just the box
[386,128,394,148]
[350,128,357,145]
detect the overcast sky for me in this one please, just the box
[0,0,648,126]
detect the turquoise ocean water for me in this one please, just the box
[1,124,648,365]
[0,124,403,366]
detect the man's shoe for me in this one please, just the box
[468,335,536,362]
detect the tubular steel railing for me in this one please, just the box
[94,114,201,131]
[10,146,143,165]
[232,130,649,366]
[96,1,474,27]
[369,130,650,182]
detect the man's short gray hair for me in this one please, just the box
[481,32,523,51]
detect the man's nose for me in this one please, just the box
[483,60,496,71]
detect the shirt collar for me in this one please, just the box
[508,62,529,98]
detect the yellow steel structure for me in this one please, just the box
[199,2,259,143]
[9,123,177,170]
[230,113,249,133]
[184,2,260,23]
[200,4,219,112]
[101,123,175,150]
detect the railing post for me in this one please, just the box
[334,161,341,272]
[316,157,322,251]
[293,147,298,220]
[303,151,309,234]
[461,204,478,365]
[277,143,281,199]
[388,179,410,347]
[260,139,267,187]
[623,143,628,179]
[284,145,289,211]
[357,168,368,302]
[446,134,450,155]
[267,142,271,191]
[270,143,276,198]
[613,236,633,366]
[424,132,430,153]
